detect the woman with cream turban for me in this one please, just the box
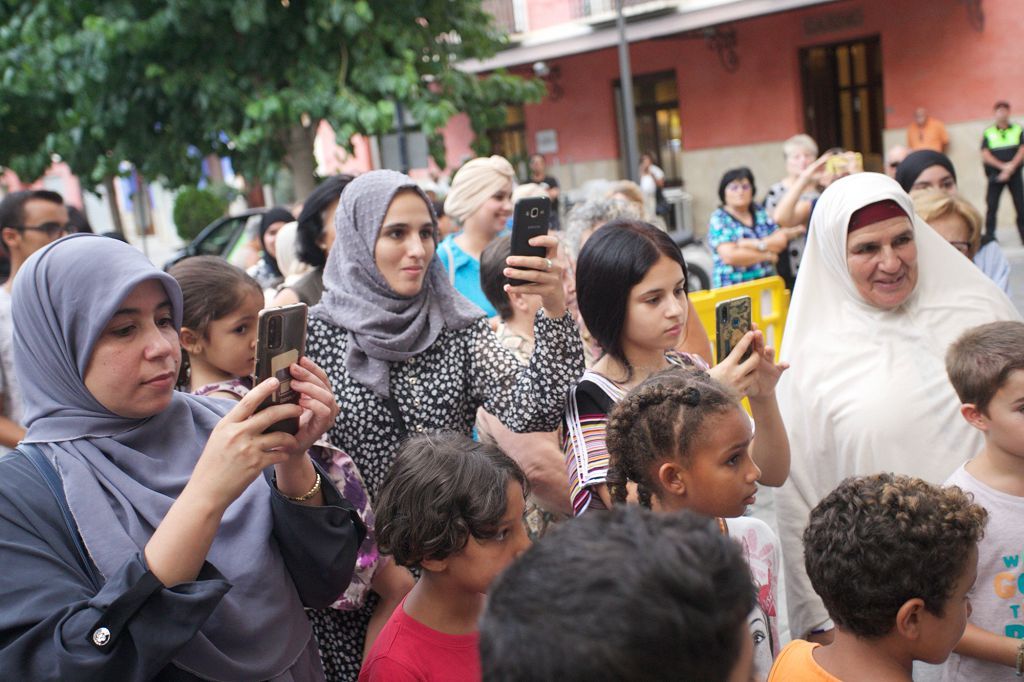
[439,155,516,316]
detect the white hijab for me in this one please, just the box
[774,173,1020,637]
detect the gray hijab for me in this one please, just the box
[14,234,312,681]
[312,170,482,397]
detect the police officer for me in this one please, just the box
[981,100,1024,242]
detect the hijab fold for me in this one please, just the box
[774,173,1020,638]
[14,234,311,681]
[312,170,482,397]
[258,207,295,278]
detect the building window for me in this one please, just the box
[486,105,529,178]
[615,71,683,185]
[800,36,885,171]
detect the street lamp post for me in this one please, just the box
[616,0,639,182]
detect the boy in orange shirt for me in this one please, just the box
[769,474,986,681]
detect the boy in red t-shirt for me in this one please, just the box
[359,433,530,682]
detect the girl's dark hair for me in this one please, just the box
[606,367,740,507]
[167,255,262,387]
[575,219,688,375]
[716,167,757,205]
[295,174,354,267]
[480,235,514,321]
[375,432,528,568]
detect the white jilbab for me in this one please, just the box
[774,173,1020,638]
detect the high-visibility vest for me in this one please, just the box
[983,124,1023,150]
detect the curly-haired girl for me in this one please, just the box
[606,366,781,681]
[565,219,790,516]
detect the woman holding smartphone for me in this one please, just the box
[303,169,585,679]
[0,234,364,680]
[564,219,790,516]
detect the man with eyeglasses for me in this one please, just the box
[0,190,68,452]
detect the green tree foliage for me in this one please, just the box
[0,1,544,195]
[172,186,227,242]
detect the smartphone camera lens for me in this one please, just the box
[529,207,539,218]
[268,316,282,349]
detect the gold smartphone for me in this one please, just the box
[715,296,752,364]
[253,303,308,434]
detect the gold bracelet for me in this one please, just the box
[1015,638,1024,677]
[282,472,321,502]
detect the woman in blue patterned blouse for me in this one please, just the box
[708,167,787,288]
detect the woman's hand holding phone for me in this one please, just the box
[709,330,760,396]
[504,234,567,318]
[284,357,338,455]
[744,326,790,399]
[192,378,306,511]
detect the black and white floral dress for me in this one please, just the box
[305,309,585,681]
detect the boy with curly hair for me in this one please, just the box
[359,433,530,681]
[941,320,1024,679]
[769,473,987,681]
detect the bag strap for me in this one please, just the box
[383,395,409,439]
[18,443,102,590]
[441,241,457,285]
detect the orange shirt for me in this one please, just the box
[907,117,949,152]
[767,640,842,682]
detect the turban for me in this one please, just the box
[444,156,516,223]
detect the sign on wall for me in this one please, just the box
[535,129,558,155]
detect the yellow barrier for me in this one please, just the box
[690,276,790,363]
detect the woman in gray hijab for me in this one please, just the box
[0,234,364,681]
[304,170,585,679]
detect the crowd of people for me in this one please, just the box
[0,102,1023,682]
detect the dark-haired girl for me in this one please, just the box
[605,367,780,680]
[169,256,264,399]
[708,167,786,288]
[565,219,789,515]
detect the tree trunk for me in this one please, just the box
[102,175,125,234]
[284,123,318,201]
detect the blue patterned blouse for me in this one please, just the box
[707,205,779,288]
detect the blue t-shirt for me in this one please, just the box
[438,234,497,317]
[707,206,779,289]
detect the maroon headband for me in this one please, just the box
[848,199,908,232]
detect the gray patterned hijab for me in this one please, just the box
[14,234,312,681]
[312,170,482,397]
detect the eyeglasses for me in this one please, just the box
[725,182,752,192]
[15,222,69,238]
[948,241,971,255]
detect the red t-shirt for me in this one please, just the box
[359,599,480,682]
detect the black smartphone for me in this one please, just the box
[508,196,551,287]
[715,296,752,364]
[253,303,308,435]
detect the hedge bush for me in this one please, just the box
[173,186,227,242]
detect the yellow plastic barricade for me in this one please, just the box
[690,276,790,364]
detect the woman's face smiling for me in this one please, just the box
[374,190,437,297]
[465,180,513,236]
[84,279,181,419]
[846,216,919,310]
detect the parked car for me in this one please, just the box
[163,208,268,270]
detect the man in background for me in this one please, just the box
[981,101,1024,242]
[0,190,68,452]
[907,107,949,152]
